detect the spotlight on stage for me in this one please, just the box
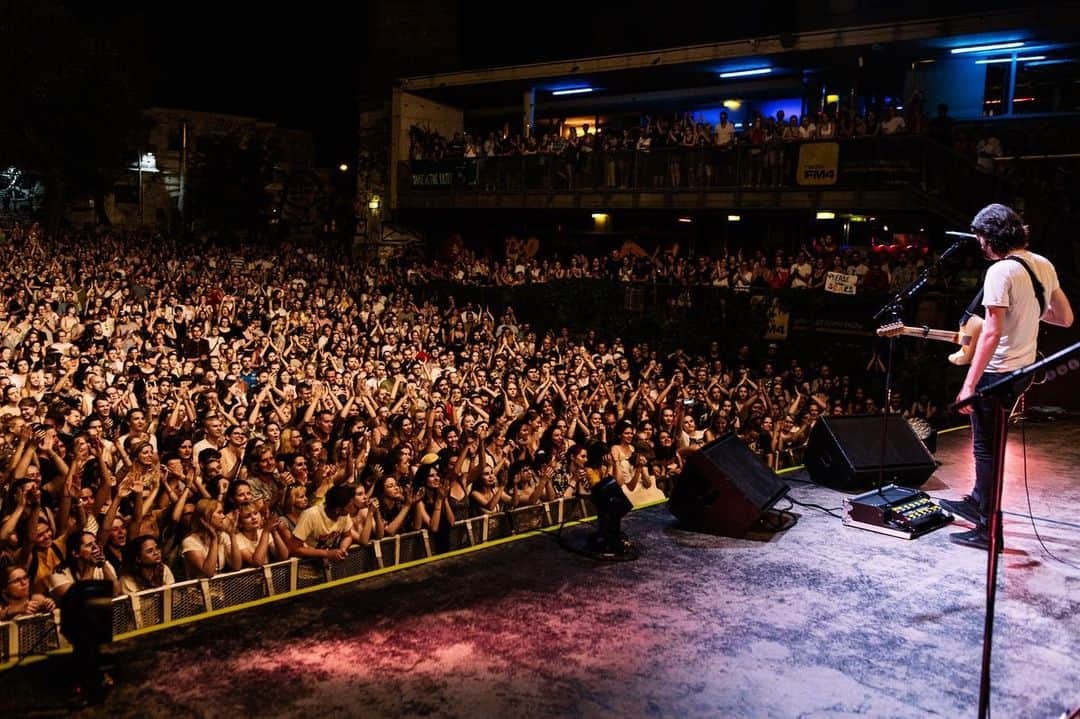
[588,474,634,557]
[60,580,115,704]
[559,441,639,561]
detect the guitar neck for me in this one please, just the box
[898,326,960,343]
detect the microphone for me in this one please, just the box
[939,232,976,262]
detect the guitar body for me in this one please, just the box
[948,315,982,366]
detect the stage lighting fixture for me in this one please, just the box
[950,41,1024,54]
[60,580,115,703]
[588,475,633,556]
[719,67,772,79]
[975,56,1045,64]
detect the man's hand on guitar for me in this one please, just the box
[955,384,976,415]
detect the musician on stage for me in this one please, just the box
[946,204,1073,550]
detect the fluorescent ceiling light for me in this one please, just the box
[727,215,741,222]
[552,87,593,96]
[975,55,1045,64]
[677,217,692,223]
[1024,58,1073,67]
[950,41,1024,54]
[816,211,836,220]
[719,67,772,78]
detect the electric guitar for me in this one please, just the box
[876,314,983,366]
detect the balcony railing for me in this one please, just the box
[398,136,1009,217]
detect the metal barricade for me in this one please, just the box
[168,579,209,620]
[268,559,297,595]
[0,620,10,663]
[447,521,474,550]
[208,567,267,611]
[397,531,431,563]
[296,560,326,589]
[111,594,139,635]
[373,531,429,567]
[90,499,607,644]
[15,613,60,656]
[485,512,513,541]
[329,544,378,581]
[507,504,547,533]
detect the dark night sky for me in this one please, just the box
[57,2,365,165]
[53,0,1001,165]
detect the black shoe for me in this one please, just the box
[940,496,982,525]
[949,529,1003,553]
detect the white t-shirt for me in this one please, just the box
[292,505,351,550]
[881,116,907,135]
[193,436,226,460]
[46,565,113,598]
[715,123,735,147]
[120,565,175,595]
[983,250,1061,372]
[181,531,232,572]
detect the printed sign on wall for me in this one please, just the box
[797,142,840,185]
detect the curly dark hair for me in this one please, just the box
[971,203,1027,255]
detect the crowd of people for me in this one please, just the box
[0,219,942,626]
[402,233,964,296]
[406,103,1004,189]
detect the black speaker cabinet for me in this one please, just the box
[669,432,790,537]
[804,414,937,491]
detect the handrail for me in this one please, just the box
[397,134,1000,220]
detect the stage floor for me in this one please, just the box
[5,420,1079,718]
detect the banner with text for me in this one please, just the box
[825,271,858,295]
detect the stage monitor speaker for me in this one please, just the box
[669,432,789,537]
[804,414,936,491]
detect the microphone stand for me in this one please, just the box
[951,340,1080,719]
[870,235,970,497]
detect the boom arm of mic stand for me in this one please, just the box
[949,340,1080,412]
[873,238,969,322]
[874,276,927,321]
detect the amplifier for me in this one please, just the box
[842,484,954,539]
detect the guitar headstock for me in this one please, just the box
[876,322,904,337]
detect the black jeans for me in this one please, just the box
[969,371,1018,532]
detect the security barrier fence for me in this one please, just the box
[0,496,595,665]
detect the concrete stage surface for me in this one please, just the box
[4,420,1079,718]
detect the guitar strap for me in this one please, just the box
[959,256,1045,326]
